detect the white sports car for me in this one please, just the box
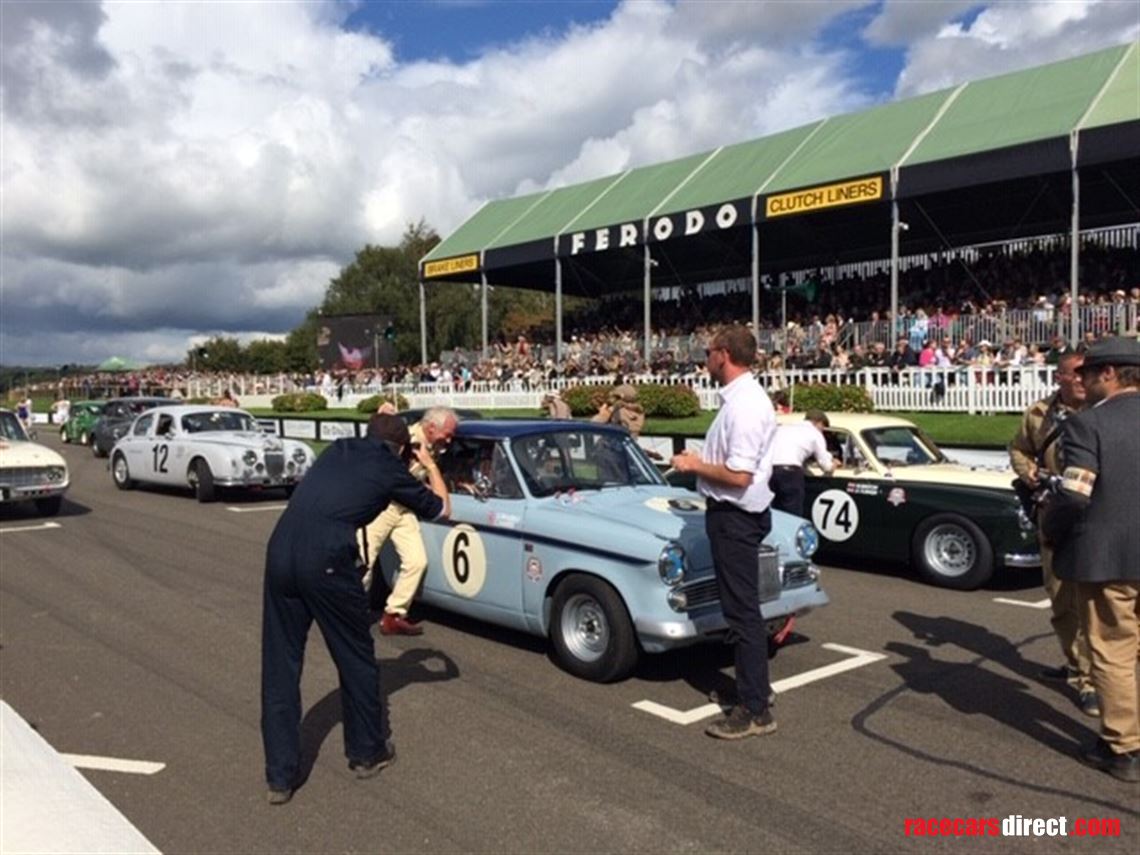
[109,405,315,502]
[0,408,69,515]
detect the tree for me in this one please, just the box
[245,338,288,374]
[188,336,243,372]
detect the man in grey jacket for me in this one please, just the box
[1042,336,1140,783]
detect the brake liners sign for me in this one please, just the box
[765,176,883,218]
[423,254,479,278]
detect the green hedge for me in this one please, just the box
[789,383,874,413]
[271,392,328,413]
[355,393,410,413]
[560,384,700,418]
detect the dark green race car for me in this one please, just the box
[60,401,105,446]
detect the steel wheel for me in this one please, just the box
[922,523,976,577]
[112,454,134,490]
[911,513,994,590]
[559,592,611,664]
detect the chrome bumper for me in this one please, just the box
[634,583,830,653]
[1003,551,1042,568]
[0,483,69,502]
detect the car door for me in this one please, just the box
[416,439,527,629]
[120,412,157,482]
[803,428,886,559]
[148,411,179,485]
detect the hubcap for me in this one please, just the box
[560,593,610,663]
[113,457,128,483]
[924,524,976,578]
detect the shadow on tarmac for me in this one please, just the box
[294,648,460,788]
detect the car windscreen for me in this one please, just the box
[862,426,943,466]
[181,411,260,433]
[0,411,29,442]
[511,430,664,497]
[125,400,171,416]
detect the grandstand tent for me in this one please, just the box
[419,42,1140,361]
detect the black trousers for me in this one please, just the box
[769,466,806,517]
[705,499,773,715]
[261,547,388,791]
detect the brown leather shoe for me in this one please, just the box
[380,612,423,636]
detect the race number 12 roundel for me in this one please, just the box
[810,489,860,542]
[442,524,487,597]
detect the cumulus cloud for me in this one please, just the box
[891,0,1139,96]
[0,0,1131,365]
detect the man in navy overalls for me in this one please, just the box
[261,414,450,803]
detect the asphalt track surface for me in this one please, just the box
[2,436,1137,854]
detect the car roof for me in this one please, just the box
[456,419,628,439]
[133,405,254,418]
[776,412,918,431]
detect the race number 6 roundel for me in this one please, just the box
[442,524,487,597]
[810,489,860,542]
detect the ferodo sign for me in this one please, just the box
[423,253,479,278]
[563,199,749,257]
[764,176,883,219]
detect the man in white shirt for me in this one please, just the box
[671,326,777,740]
[769,410,836,517]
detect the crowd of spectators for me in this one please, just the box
[11,239,1138,405]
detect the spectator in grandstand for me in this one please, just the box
[888,337,917,383]
[1046,334,1074,365]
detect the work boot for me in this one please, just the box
[705,705,777,740]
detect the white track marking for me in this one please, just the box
[0,521,62,534]
[633,643,888,725]
[62,754,166,775]
[992,597,1051,609]
[225,504,287,513]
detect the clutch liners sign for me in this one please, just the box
[765,176,883,218]
[423,254,479,278]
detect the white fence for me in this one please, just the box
[227,365,1057,415]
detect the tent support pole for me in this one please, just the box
[481,271,489,361]
[643,243,652,366]
[555,250,563,364]
[419,281,427,366]
[1069,144,1080,347]
[890,198,900,342]
[751,221,760,342]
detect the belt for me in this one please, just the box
[772,465,803,471]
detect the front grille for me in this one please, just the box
[679,561,814,611]
[265,452,284,478]
[0,467,60,488]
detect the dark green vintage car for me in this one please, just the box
[793,414,1039,590]
[60,401,105,446]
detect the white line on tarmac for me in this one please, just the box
[61,754,165,775]
[0,522,62,534]
[992,597,1051,609]
[633,642,888,725]
[225,504,287,513]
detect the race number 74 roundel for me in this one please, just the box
[810,489,860,542]
[442,524,487,597]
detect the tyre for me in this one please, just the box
[911,513,994,590]
[92,439,107,458]
[111,454,135,490]
[79,431,90,446]
[35,496,63,516]
[188,459,216,503]
[283,484,296,500]
[549,574,638,682]
[60,426,69,443]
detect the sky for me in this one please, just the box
[1,0,1136,367]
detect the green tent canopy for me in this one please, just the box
[97,356,144,372]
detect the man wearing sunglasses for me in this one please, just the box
[672,326,777,740]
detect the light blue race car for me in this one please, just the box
[376,420,829,682]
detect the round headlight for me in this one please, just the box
[292,447,307,463]
[795,523,820,559]
[666,589,688,612]
[243,450,258,465]
[47,466,66,482]
[657,543,686,586]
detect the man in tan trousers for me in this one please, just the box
[1009,351,1095,715]
[360,406,458,635]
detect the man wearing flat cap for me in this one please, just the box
[260,413,450,804]
[1043,336,1140,783]
[591,383,646,437]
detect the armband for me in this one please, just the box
[1060,466,1096,498]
